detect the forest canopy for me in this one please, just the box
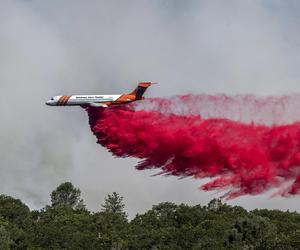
[0,182,299,249]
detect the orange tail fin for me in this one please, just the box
[131,82,156,100]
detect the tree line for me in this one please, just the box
[0,182,300,249]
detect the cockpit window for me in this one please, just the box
[51,98,54,101]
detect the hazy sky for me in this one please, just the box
[1,0,300,216]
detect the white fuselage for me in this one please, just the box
[46,94,122,107]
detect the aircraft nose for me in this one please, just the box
[46,100,51,106]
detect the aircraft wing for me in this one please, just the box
[88,103,109,108]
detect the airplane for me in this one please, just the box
[46,82,156,108]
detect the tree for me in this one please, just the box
[0,195,30,226]
[94,192,128,248]
[225,215,277,249]
[92,211,129,249]
[207,198,223,210]
[101,192,126,215]
[129,202,203,250]
[50,182,85,210]
[0,226,11,250]
[0,195,33,248]
[32,207,100,249]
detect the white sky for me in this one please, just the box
[1,0,300,216]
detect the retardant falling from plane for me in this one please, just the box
[86,94,300,199]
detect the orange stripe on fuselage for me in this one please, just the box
[61,96,67,105]
[57,96,70,106]
[57,96,64,105]
[62,96,71,105]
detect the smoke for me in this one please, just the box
[1,0,300,214]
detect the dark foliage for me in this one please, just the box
[50,182,85,210]
[0,183,300,249]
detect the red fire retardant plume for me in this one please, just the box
[86,96,300,199]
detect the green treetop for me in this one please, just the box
[50,182,85,210]
[101,192,126,215]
